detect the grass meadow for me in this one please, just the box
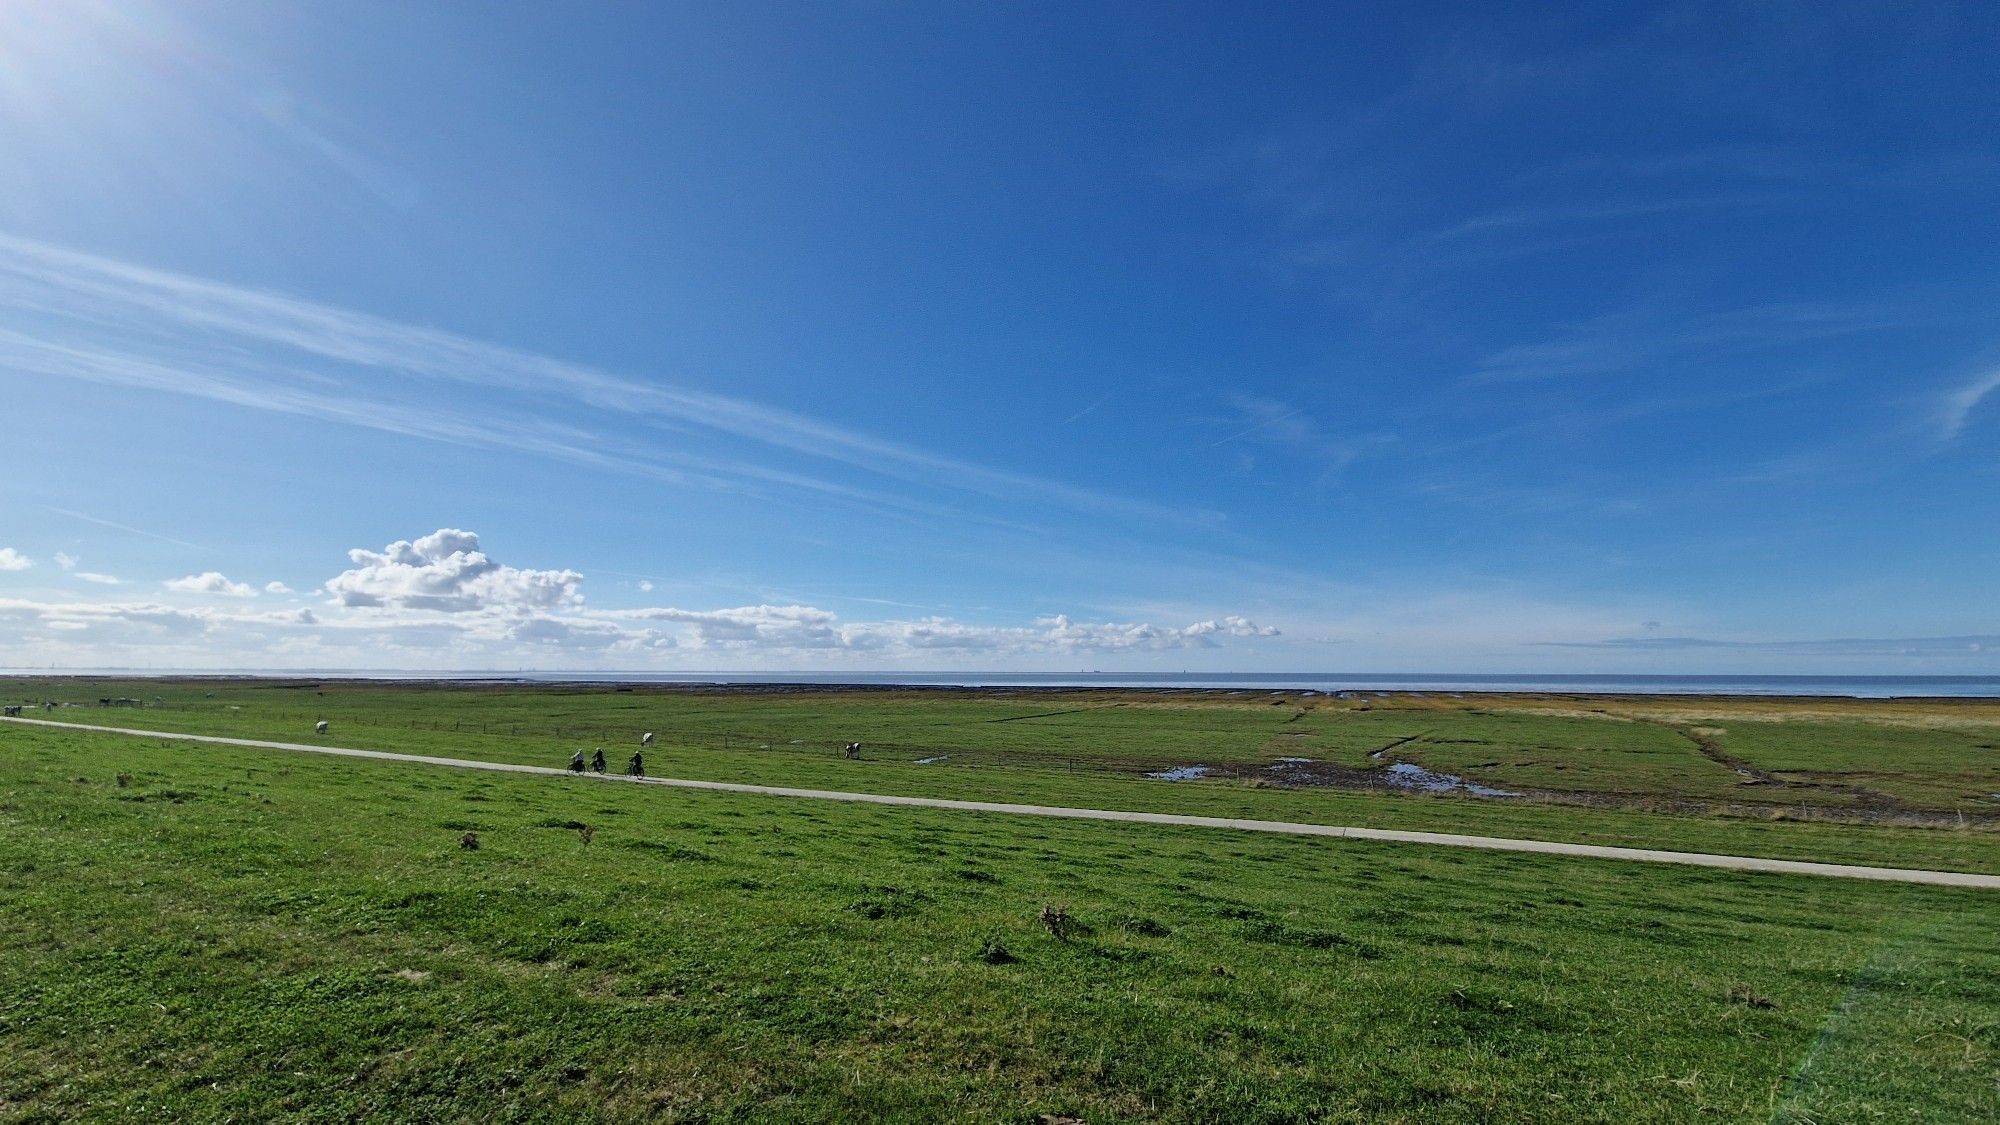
[1,679,1996,1120]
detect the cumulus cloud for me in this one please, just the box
[165,571,257,597]
[53,551,77,570]
[0,548,32,571]
[74,572,122,585]
[326,529,581,612]
[638,580,654,592]
[265,581,293,594]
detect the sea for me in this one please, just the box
[10,669,2000,698]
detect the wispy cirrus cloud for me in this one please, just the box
[45,506,202,550]
[1469,300,1922,385]
[0,233,1211,530]
[1939,369,2000,440]
[1209,395,1393,477]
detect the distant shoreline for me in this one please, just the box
[6,669,2000,700]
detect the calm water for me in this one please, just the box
[11,669,2000,698]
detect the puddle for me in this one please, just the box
[913,755,950,765]
[1383,761,1517,797]
[1147,765,1214,781]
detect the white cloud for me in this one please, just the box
[165,571,257,597]
[325,529,581,612]
[0,528,1284,670]
[0,548,32,571]
[0,597,216,637]
[509,615,667,651]
[638,580,654,592]
[0,233,1206,531]
[265,581,293,594]
[613,604,846,649]
[1940,368,2000,440]
[603,604,1279,655]
[74,572,122,585]
[52,551,77,570]
[1210,395,1391,476]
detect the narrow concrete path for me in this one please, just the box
[7,714,1997,889]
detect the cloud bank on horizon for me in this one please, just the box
[0,529,1288,669]
[0,526,1991,674]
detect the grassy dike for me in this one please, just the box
[2,725,1995,1122]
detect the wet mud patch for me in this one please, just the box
[1382,761,1518,797]
[1257,755,1519,798]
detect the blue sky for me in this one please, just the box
[2,1,1997,672]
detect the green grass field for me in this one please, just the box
[7,678,1998,872]
[3,727,1996,1122]
[2,679,1998,1120]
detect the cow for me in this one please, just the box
[2,705,20,717]
[315,720,329,735]
[843,742,862,760]
[640,731,655,747]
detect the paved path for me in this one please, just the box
[7,714,1997,889]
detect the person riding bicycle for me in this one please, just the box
[568,749,586,774]
[627,750,645,778]
[591,748,606,774]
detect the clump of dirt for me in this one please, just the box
[1726,983,1775,1009]
[1039,904,1080,941]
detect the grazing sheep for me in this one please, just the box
[315,720,329,735]
[640,731,655,747]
